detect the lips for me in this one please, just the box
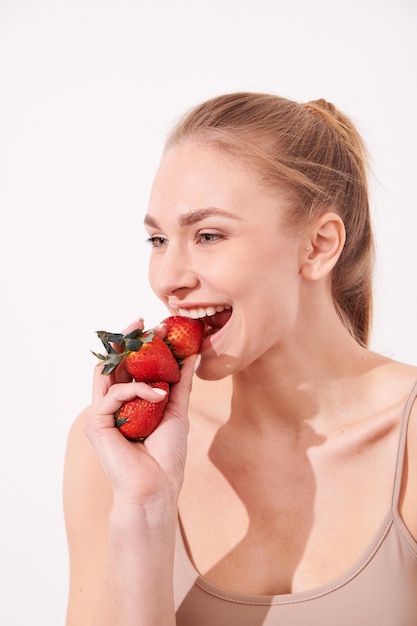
[176,305,232,338]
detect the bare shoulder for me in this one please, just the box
[63,407,112,625]
[384,358,417,456]
[403,363,417,444]
[392,361,417,539]
[390,360,417,425]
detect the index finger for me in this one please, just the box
[92,358,114,404]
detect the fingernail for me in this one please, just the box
[193,354,201,372]
[153,388,167,396]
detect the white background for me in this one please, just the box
[0,0,416,623]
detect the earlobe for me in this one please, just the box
[301,212,346,280]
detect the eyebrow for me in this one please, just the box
[144,207,240,230]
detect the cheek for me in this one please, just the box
[247,259,301,324]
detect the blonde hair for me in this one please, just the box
[166,92,374,347]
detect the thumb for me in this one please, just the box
[143,354,201,471]
[168,354,201,411]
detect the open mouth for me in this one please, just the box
[178,305,232,338]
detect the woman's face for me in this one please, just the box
[145,141,305,380]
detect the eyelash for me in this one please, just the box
[146,232,224,248]
[146,236,167,248]
[195,232,223,244]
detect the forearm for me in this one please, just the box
[81,349,197,625]
[94,500,178,626]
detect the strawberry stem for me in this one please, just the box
[92,328,155,376]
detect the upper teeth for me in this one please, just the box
[178,305,231,319]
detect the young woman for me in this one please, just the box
[63,92,417,625]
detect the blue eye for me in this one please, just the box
[146,236,168,248]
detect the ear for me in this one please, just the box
[301,212,346,280]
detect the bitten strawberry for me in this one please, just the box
[161,316,204,360]
[114,381,169,441]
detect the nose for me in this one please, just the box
[149,242,200,298]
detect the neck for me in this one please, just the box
[238,334,362,418]
[191,306,386,437]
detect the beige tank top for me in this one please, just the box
[174,382,417,625]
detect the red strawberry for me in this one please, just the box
[93,329,180,383]
[161,316,204,360]
[114,381,169,441]
[124,333,180,383]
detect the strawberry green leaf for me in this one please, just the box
[102,362,119,375]
[106,333,125,345]
[96,330,124,354]
[91,350,106,361]
[124,338,143,352]
[124,329,144,340]
[92,347,124,375]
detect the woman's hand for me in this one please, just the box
[65,318,196,625]
[84,319,199,516]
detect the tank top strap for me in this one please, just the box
[392,379,417,512]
